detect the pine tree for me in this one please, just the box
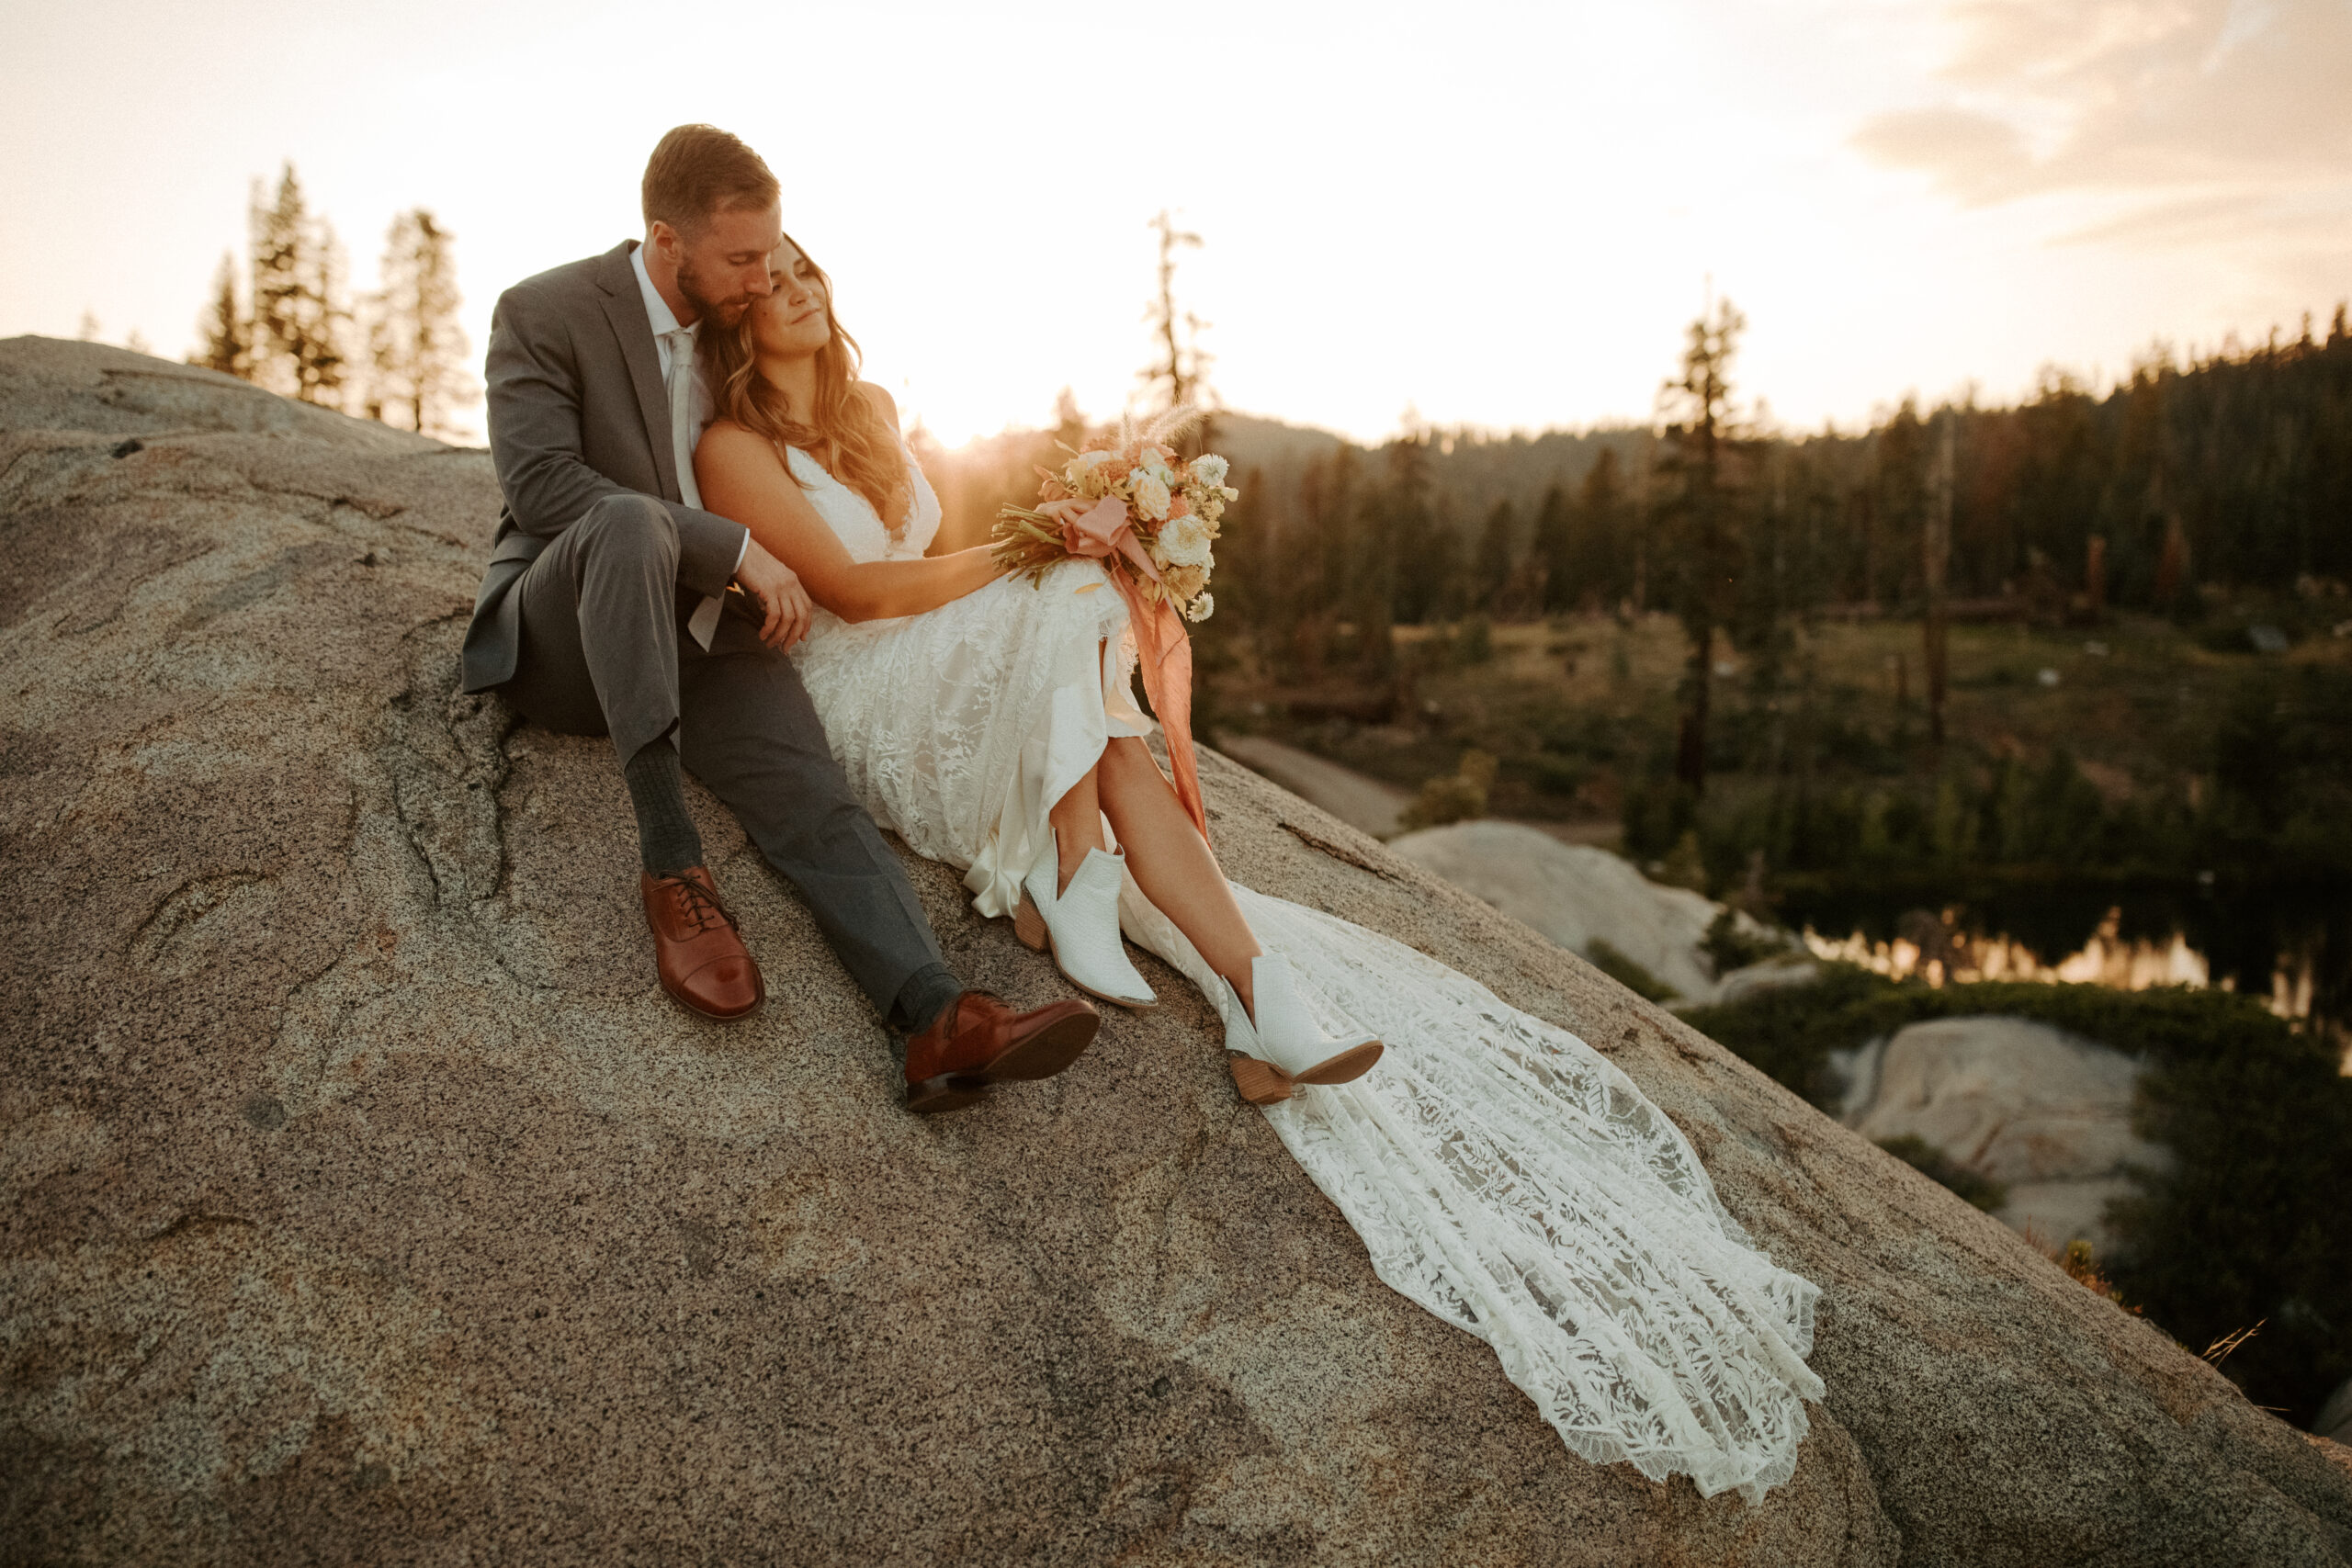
[248,164,349,407]
[191,252,251,378]
[1532,480,1574,612]
[302,229,350,407]
[1871,397,1928,608]
[1138,210,1214,454]
[371,208,471,437]
[1574,445,1628,612]
[1356,427,1429,669]
[249,167,305,397]
[1922,412,1954,745]
[1280,445,1361,679]
[1475,499,1518,612]
[1654,298,1751,794]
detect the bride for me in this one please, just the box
[694,236,1826,1501]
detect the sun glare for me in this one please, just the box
[1,0,2344,443]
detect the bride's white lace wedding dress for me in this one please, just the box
[786,440,1826,1501]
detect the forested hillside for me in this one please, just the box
[925,305,2352,641]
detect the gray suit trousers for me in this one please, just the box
[499,492,953,1025]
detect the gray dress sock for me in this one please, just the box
[890,962,966,1036]
[624,739,705,877]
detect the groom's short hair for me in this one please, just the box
[642,125,780,236]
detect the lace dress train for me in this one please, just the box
[784,441,1824,1501]
[1117,888,1823,1501]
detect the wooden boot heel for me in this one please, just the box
[1013,893,1048,953]
[1227,1053,1295,1106]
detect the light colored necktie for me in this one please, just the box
[663,325,724,649]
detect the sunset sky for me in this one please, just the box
[4,0,2346,446]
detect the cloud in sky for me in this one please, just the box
[1854,1,2352,228]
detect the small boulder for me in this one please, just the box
[1387,821,1779,1005]
[1837,1015,2168,1251]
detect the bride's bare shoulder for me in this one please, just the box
[696,418,780,466]
[849,379,900,432]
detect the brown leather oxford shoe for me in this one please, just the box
[903,991,1100,1114]
[640,867,764,1021]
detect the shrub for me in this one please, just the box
[2025,1226,2134,1309]
[1622,774,1697,861]
[1877,1134,2008,1213]
[1587,939,1678,1003]
[1525,754,1589,797]
[1399,749,1498,830]
[1702,908,1787,976]
[1684,967,2352,1427]
[1657,829,1708,891]
[1459,614,1493,664]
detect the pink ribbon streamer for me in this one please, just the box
[1057,498,1210,844]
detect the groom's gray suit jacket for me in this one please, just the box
[453,239,957,1028]
[458,240,747,694]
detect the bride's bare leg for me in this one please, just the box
[1096,736,1264,1014]
[1046,764,1111,895]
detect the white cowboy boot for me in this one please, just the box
[1014,845,1158,1010]
[1221,953,1383,1105]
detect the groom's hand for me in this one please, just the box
[735,539,813,650]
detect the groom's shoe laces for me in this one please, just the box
[658,874,739,936]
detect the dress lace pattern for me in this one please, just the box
[785,444,1148,919]
[787,440,1825,1502]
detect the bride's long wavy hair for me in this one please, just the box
[702,232,910,536]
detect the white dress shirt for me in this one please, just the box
[631,241,710,431]
[630,241,748,639]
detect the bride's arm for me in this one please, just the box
[695,422,1003,624]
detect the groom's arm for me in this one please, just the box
[484,283,748,599]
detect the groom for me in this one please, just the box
[460,123,1097,1112]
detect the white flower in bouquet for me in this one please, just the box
[1184,592,1215,623]
[991,411,1237,628]
[1131,472,1172,522]
[1159,514,1213,569]
[1064,449,1114,493]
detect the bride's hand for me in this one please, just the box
[1035,497,1093,527]
[735,539,815,650]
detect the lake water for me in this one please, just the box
[1778,877,2346,1047]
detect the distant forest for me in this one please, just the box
[925,303,2352,646]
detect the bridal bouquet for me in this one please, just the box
[990,412,1236,625]
[990,408,1238,840]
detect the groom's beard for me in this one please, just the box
[676,260,759,331]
